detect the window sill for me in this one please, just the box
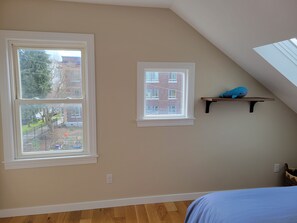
[3,154,98,169]
[137,117,195,127]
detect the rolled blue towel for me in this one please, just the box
[219,86,248,99]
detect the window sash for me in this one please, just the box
[14,99,88,159]
[144,69,186,117]
[12,45,86,100]
[15,98,84,104]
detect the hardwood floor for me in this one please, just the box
[0,201,193,223]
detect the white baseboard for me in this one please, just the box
[0,191,208,218]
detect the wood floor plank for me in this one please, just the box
[167,212,184,223]
[155,203,169,222]
[135,205,149,223]
[79,220,92,223]
[80,210,93,220]
[0,218,11,223]
[174,201,188,220]
[56,212,70,223]
[125,206,137,223]
[184,200,193,207]
[175,201,187,211]
[164,202,177,212]
[92,208,113,223]
[145,204,163,223]
[113,206,125,218]
[113,206,126,223]
[0,201,192,223]
[67,211,81,223]
[103,208,115,223]
[167,208,184,223]
[7,216,27,223]
[32,214,48,223]
[47,213,60,223]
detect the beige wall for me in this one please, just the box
[1,0,297,210]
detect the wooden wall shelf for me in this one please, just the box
[201,97,274,113]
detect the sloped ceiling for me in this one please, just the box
[60,0,297,113]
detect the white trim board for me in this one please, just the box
[0,191,208,218]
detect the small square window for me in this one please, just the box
[137,62,195,127]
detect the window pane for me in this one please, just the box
[144,71,184,116]
[169,72,177,83]
[17,49,83,99]
[20,104,84,154]
[168,105,176,114]
[168,89,176,99]
[145,72,159,83]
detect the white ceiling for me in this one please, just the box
[60,0,297,113]
[60,0,174,8]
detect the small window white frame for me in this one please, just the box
[0,30,98,169]
[137,62,195,127]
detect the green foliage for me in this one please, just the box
[22,113,60,134]
[22,119,44,134]
[19,49,52,99]
[19,49,53,125]
[21,105,38,126]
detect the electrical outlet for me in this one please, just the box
[106,174,112,184]
[274,164,280,173]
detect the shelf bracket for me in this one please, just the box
[205,101,216,113]
[249,101,258,113]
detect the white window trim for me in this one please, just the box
[0,30,98,169]
[137,62,195,127]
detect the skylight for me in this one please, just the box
[254,38,297,86]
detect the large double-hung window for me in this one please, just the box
[0,30,97,169]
